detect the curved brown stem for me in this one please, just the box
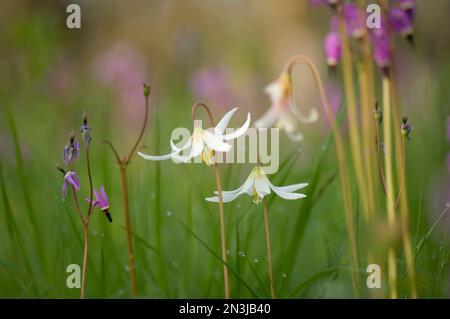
[192,101,230,299]
[192,102,215,126]
[126,93,150,164]
[71,186,86,225]
[283,54,360,296]
[103,140,121,164]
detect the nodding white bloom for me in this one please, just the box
[206,166,308,204]
[254,72,318,142]
[138,107,251,166]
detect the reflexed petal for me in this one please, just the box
[271,187,307,200]
[170,138,192,152]
[100,186,108,203]
[61,181,68,198]
[254,107,278,128]
[214,107,238,135]
[203,130,232,152]
[213,172,255,197]
[208,170,256,203]
[289,102,319,124]
[270,183,308,193]
[264,81,283,103]
[138,151,179,161]
[205,192,241,203]
[221,112,251,141]
[172,139,204,162]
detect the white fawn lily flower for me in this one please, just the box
[206,166,308,204]
[138,107,251,165]
[254,72,318,142]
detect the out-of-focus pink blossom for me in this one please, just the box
[189,67,236,109]
[92,42,148,124]
[324,31,341,67]
[343,3,366,39]
[390,7,414,38]
[374,35,392,70]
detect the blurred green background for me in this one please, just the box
[0,0,450,298]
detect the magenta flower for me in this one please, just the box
[62,171,80,198]
[343,3,365,39]
[390,7,414,38]
[324,31,341,67]
[373,34,392,71]
[189,67,236,109]
[398,0,416,19]
[87,186,112,222]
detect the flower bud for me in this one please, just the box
[143,84,151,97]
[324,31,341,68]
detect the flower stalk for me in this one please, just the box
[283,54,360,296]
[192,102,230,299]
[103,84,152,298]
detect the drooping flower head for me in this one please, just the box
[342,3,366,39]
[138,107,250,166]
[206,166,308,204]
[63,132,80,167]
[398,0,416,19]
[61,170,80,198]
[87,186,112,222]
[254,72,318,142]
[324,30,342,68]
[389,7,414,39]
[80,112,92,145]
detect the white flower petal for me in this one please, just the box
[289,102,319,124]
[172,139,204,162]
[271,187,307,200]
[170,138,192,152]
[205,192,241,203]
[214,172,255,197]
[203,130,232,152]
[264,81,283,103]
[214,107,238,135]
[254,107,278,128]
[254,174,271,198]
[207,170,256,203]
[221,112,251,141]
[270,183,308,193]
[138,151,179,161]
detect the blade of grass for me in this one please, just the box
[283,105,346,277]
[175,216,261,298]
[287,267,340,298]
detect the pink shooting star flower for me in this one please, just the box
[61,171,80,198]
[86,186,112,222]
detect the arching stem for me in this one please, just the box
[192,101,230,299]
